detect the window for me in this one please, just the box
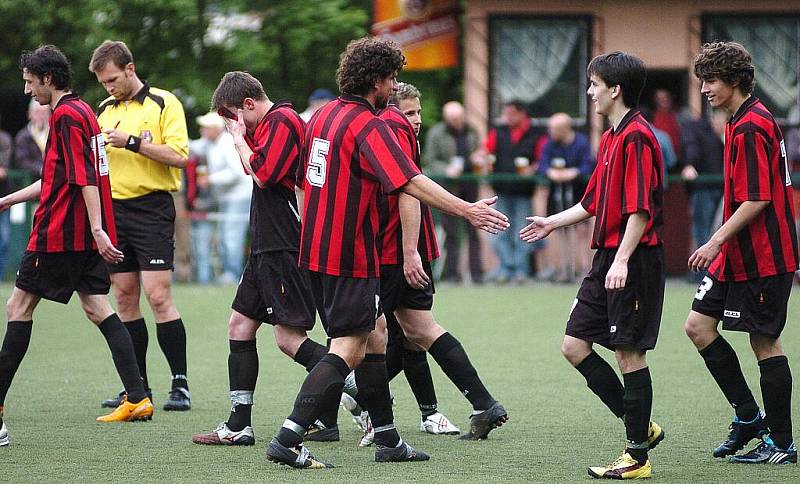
[489,16,591,127]
[703,14,800,124]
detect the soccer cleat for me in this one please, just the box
[163,387,191,411]
[101,389,152,408]
[713,412,768,458]
[266,438,333,469]
[96,397,154,422]
[0,421,8,447]
[191,422,255,446]
[588,451,652,479]
[375,441,431,463]
[647,421,665,450]
[304,420,340,442]
[420,412,460,435]
[729,436,797,464]
[358,415,374,447]
[459,401,508,440]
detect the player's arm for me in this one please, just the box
[605,211,648,290]
[103,130,188,167]
[0,180,42,211]
[401,174,509,234]
[399,193,429,288]
[519,202,592,243]
[226,110,274,189]
[80,185,123,264]
[295,186,305,222]
[688,200,769,272]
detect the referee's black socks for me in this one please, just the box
[356,353,401,447]
[156,318,188,390]
[623,367,652,464]
[759,355,793,450]
[699,336,759,421]
[278,353,350,448]
[99,314,147,403]
[429,332,494,411]
[0,321,33,407]
[576,350,625,418]
[228,339,258,431]
[123,318,150,391]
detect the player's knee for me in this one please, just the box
[561,338,587,365]
[228,314,258,340]
[6,299,22,321]
[684,316,708,345]
[145,288,174,315]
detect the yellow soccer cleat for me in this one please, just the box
[588,451,652,479]
[647,421,665,450]
[96,397,154,422]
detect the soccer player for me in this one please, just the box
[191,71,333,446]
[684,41,797,464]
[0,45,154,446]
[374,82,505,440]
[521,51,665,479]
[265,37,509,469]
[89,40,192,411]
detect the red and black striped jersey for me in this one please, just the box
[244,100,305,254]
[377,105,439,264]
[709,97,798,281]
[298,94,421,277]
[581,109,663,249]
[28,94,115,252]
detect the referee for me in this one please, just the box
[89,40,191,411]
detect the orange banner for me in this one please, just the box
[371,0,460,70]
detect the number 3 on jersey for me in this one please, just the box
[307,137,329,188]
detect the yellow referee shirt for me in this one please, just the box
[96,82,189,199]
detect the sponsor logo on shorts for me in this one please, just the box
[149,259,165,265]
[610,325,617,333]
[267,307,273,314]
[723,310,740,319]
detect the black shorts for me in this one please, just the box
[566,246,665,351]
[691,272,793,339]
[15,250,110,304]
[231,251,316,329]
[108,191,175,273]
[379,262,435,315]
[308,272,380,338]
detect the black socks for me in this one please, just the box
[227,339,258,431]
[623,367,652,464]
[759,355,793,449]
[0,321,33,407]
[576,350,625,418]
[156,319,188,390]
[356,353,400,447]
[429,332,494,411]
[293,338,328,372]
[700,336,759,421]
[99,314,147,403]
[123,318,150,390]
[403,348,438,417]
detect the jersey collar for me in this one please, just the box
[730,96,759,125]
[54,92,79,109]
[613,108,640,134]
[113,81,150,106]
[340,93,377,114]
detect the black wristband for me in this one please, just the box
[125,135,142,153]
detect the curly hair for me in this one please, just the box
[19,45,73,90]
[587,51,647,108]
[389,82,420,105]
[693,42,754,94]
[336,37,406,96]
[212,71,267,110]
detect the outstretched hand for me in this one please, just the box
[519,216,553,243]
[465,196,510,234]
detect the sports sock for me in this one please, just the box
[428,332,494,411]
[699,336,759,421]
[576,350,625,418]
[123,318,149,390]
[277,353,350,448]
[227,339,258,431]
[156,318,188,390]
[759,355,793,450]
[385,341,403,382]
[0,321,33,406]
[293,337,328,372]
[623,367,652,464]
[98,314,147,403]
[402,347,438,417]
[355,353,400,447]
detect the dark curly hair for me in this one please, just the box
[587,51,646,108]
[19,45,72,90]
[693,42,754,94]
[336,37,405,96]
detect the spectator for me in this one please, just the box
[536,113,594,281]
[680,110,725,275]
[186,145,216,285]
[299,88,335,122]
[652,88,682,158]
[190,112,251,283]
[0,116,11,278]
[13,99,50,178]
[422,101,483,283]
[473,100,539,283]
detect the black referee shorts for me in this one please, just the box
[231,251,316,329]
[108,191,175,273]
[379,261,435,315]
[308,272,380,338]
[691,272,793,339]
[566,246,664,351]
[15,250,110,304]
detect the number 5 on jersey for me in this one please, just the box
[307,137,329,188]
